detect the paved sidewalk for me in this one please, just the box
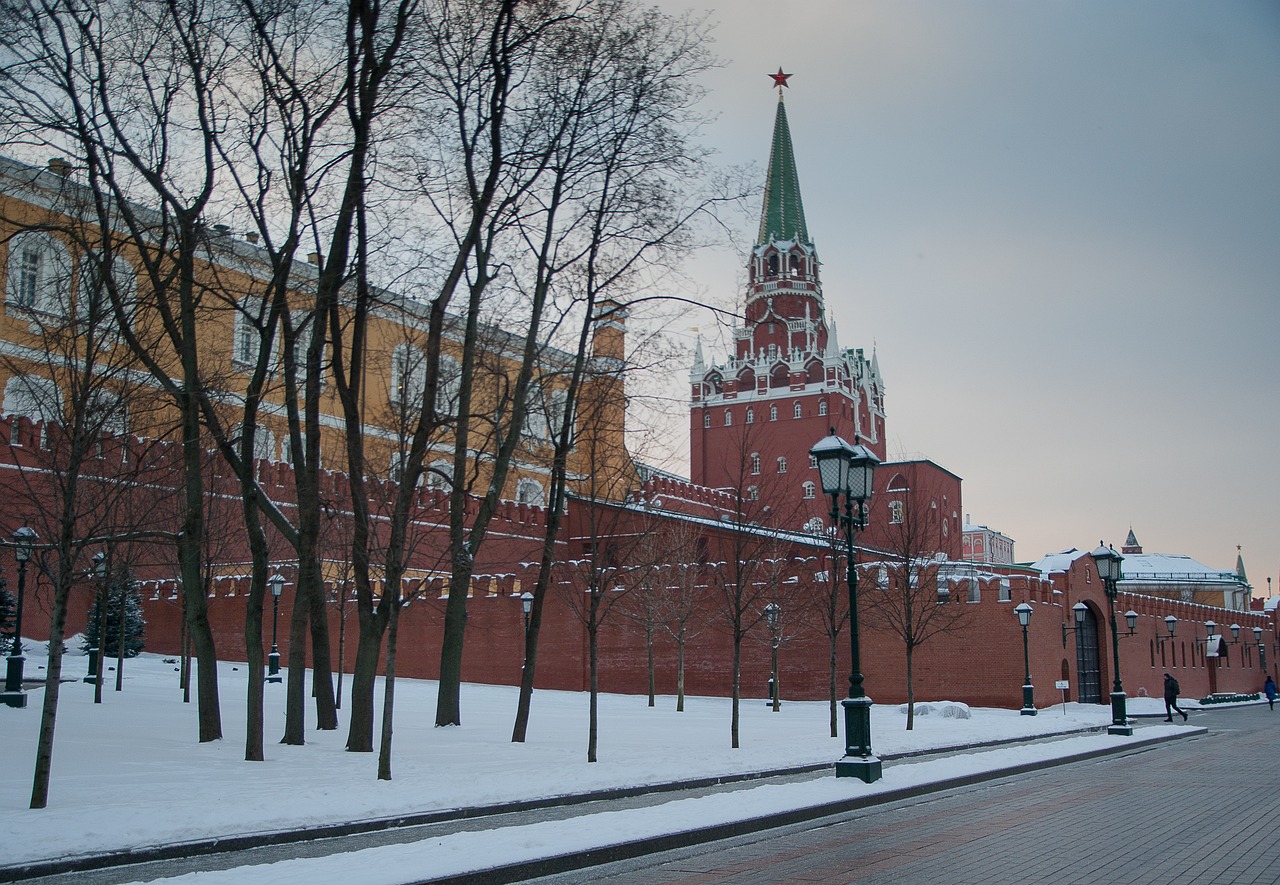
[4,720,1204,885]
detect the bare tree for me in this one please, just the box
[616,516,706,709]
[0,170,174,806]
[801,528,849,737]
[863,468,973,730]
[0,0,264,745]
[704,416,811,748]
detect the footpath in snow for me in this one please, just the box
[0,649,1210,880]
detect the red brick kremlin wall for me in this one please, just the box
[3,414,1274,710]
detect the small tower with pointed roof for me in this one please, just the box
[1121,528,1142,555]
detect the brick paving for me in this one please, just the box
[533,707,1280,885]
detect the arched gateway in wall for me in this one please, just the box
[1074,606,1102,704]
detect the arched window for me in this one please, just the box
[809,454,818,469]
[548,387,571,443]
[777,456,787,474]
[818,400,828,416]
[426,460,453,491]
[233,306,260,367]
[703,412,711,429]
[86,388,128,437]
[390,343,427,408]
[745,407,754,424]
[516,478,545,507]
[747,485,759,501]
[889,500,905,524]
[523,383,550,439]
[804,516,823,533]
[766,253,778,278]
[723,409,732,427]
[5,231,72,317]
[751,453,760,475]
[78,253,136,337]
[2,374,61,423]
[436,354,461,417]
[793,401,802,419]
[802,481,815,499]
[769,405,778,421]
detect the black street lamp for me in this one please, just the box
[520,591,534,637]
[2,524,38,708]
[1091,543,1132,736]
[1014,602,1036,716]
[86,551,107,698]
[267,573,284,683]
[764,602,781,712]
[810,428,881,783]
[1061,602,1088,646]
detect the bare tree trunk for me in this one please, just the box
[731,631,742,749]
[588,615,599,764]
[905,647,915,731]
[29,568,73,809]
[282,595,308,744]
[829,637,839,738]
[377,602,400,780]
[646,621,655,707]
[346,617,385,752]
[304,555,337,730]
[676,634,686,713]
[114,587,126,692]
[336,595,347,710]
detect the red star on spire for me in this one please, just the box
[768,68,792,89]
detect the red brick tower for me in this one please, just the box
[689,76,886,532]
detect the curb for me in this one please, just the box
[421,726,1204,885]
[0,723,1171,882]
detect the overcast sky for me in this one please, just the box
[646,1,1280,591]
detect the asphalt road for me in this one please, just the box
[527,706,1280,885]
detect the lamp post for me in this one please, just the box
[520,591,534,637]
[114,579,134,692]
[267,573,284,683]
[810,428,881,782]
[1014,602,1036,716]
[1254,625,1266,672]
[1061,601,1087,646]
[2,525,38,708]
[1091,543,1132,736]
[86,550,107,700]
[764,602,781,712]
[1156,616,1177,654]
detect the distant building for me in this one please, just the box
[962,515,1015,565]
[1036,530,1253,613]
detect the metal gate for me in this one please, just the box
[1075,607,1102,704]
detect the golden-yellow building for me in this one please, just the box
[0,154,633,509]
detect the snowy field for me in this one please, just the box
[0,645,1211,881]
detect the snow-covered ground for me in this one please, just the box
[0,645,1215,882]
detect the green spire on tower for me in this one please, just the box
[757,82,810,248]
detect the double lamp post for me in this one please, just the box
[810,429,881,783]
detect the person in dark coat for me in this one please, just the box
[1163,672,1187,722]
[1265,675,1277,712]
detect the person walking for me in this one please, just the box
[1163,672,1188,722]
[1265,675,1276,711]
